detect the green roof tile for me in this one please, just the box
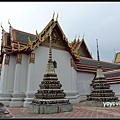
[80,59,120,69]
[16,31,35,43]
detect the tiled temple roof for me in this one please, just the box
[102,70,120,84]
[75,57,120,73]
[15,31,36,43]
[104,70,120,78]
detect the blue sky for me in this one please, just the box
[0,2,120,62]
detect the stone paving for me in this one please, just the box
[5,101,120,118]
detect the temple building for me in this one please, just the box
[0,13,120,107]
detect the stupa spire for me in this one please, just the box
[96,39,101,68]
[96,39,105,78]
[45,27,55,74]
[48,27,52,63]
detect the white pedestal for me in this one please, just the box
[65,91,80,103]
[10,93,25,107]
[23,93,35,107]
[0,93,12,106]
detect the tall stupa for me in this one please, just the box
[86,39,119,107]
[29,27,73,114]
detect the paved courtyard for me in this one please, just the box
[4,101,120,118]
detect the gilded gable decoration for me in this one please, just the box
[4,54,10,65]
[16,54,22,64]
[70,36,92,59]
[42,28,66,50]
[2,47,5,53]
[29,53,35,64]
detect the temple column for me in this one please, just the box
[23,53,35,107]
[10,54,25,107]
[0,54,12,106]
[66,58,80,103]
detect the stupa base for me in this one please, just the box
[86,100,103,107]
[29,102,73,114]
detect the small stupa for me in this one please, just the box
[29,27,73,114]
[86,39,119,107]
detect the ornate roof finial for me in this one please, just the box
[1,23,7,35]
[74,35,77,43]
[1,22,4,31]
[82,33,84,39]
[52,11,55,20]
[96,39,101,68]
[75,35,76,39]
[8,19,11,27]
[8,19,14,32]
[56,12,58,21]
[78,34,80,39]
[114,48,116,54]
[113,48,117,63]
[78,34,80,42]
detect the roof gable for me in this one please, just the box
[37,20,80,60]
[78,39,92,58]
[41,28,67,51]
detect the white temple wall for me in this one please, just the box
[1,54,16,93]
[26,54,34,93]
[32,46,74,93]
[19,54,28,93]
[65,67,80,103]
[0,76,1,92]
[53,50,72,92]
[33,47,49,93]
[110,84,120,100]
[77,72,95,100]
[1,54,6,92]
[71,67,77,92]
[6,55,16,93]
